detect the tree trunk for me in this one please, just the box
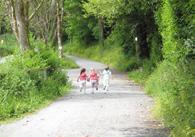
[6,0,19,41]
[56,1,63,58]
[135,39,140,60]
[137,22,150,59]
[49,0,57,45]
[98,16,104,46]
[15,0,30,51]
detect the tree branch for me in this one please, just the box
[28,0,44,21]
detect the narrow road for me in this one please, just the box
[0,56,168,137]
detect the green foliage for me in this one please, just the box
[148,32,163,65]
[65,40,128,71]
[83,0,123,19]
[0,44,73,121]
[155,0,183,62]
[66,40,143,72]
[64,0,97,43]
[0,0,193,136]
[61,57,78,69]
[0,59,38,119]
[65,1,194,137]
[146,61,195,137]
[0,2,11,34]
[0,34,18,57]
[151,1,194,136]
[128,59,154,85]
[170,0,194,42]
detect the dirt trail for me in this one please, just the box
[0,56,168,137]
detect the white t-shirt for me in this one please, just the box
[102,69,111,80]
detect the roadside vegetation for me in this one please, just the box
[0,0,78,121]
[0,38,77,121]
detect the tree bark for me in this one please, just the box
[48,0,57,46]
[28,0,44,21]
[6,0,19,41]
[56,1,63,58]
[139,26,149,58]
[15,0,30,51]
[137,22,150,59]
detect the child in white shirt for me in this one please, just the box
[102,66,111,91]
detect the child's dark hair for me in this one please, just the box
[105,66,109,70]
[80,68,86,75]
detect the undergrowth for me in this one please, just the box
[0,41,76,121]
[0,34,18,57]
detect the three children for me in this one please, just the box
[77,66,111,93]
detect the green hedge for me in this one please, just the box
[146,60,195,137]
[147,1,195,136]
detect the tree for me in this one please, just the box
[56,0,64,58]
[83,0,162,59]
[83,0,123,46]
[5,0,44,52]
[64,0,97,44]
[0,1,11,34]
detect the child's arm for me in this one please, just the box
[109,71,112,80]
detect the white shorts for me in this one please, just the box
[79,80,86,88]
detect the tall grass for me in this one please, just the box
[0,34,18,57]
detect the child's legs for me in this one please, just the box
[103,79,107,87]
[91,80,95,87]
[91,80,98,87]
[83,82,86,92]
[91,80,97,92]
[95,80,98,89]
[80,81,86,91]
[93,80,98,90]
[105,79,110,91]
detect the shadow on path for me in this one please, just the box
[119,127,170,137]
[56,92,148,102]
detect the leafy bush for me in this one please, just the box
[152,1,195,136]
[0,59,37,119]
[0,44,73,121]
[128,59,154,85]
[146,61,195,137]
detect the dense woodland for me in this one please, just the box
[0,0,194,137]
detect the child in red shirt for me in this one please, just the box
[77,68,88,92]
[89,68,99,93]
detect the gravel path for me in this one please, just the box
[0,56,168,137]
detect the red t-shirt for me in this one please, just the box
[90,71,99,80]
[79,72,87,81]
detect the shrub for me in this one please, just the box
[146,61,195,137]
[128,59,154,85]
[0,59,37,119]
[0,44,72,121]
